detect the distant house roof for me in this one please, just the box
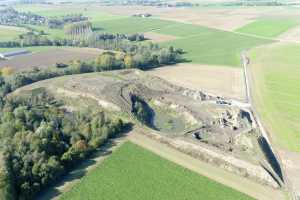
[0,49,30,58]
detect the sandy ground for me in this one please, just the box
[147,63,246,101]
[278,150,300,199]
[278,25,300,42]
[144,32,178,42]
[128,131,286,200]
[0,47,102,71]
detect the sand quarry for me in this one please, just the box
[14,69,282,188]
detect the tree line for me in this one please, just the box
[0,8,89,29]
[0,32,146,48]
[0,89,127,199]
[64,21,93,38]
[48,14,88,29]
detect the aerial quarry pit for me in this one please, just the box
[15,69,284,192]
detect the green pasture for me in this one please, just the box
[155,23,270,66]
[0,25,27,41]
[60,142,253,200]
[249,43,300,152]
[15,4,123,21]
[12,4,273,67]
[236,18,299,38]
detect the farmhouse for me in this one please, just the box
[0,49,30,59]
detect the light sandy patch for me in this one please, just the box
[278,150,300,199]
[144,32,178,42]
[97,5,300,31]
[147,63,246,101]
[278,25,300,42]
[158,8,257,31]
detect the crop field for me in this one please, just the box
[0,25,27,41]
[155,22,272,66]
[13,4,273,67]
[236,18,300,38]
[76,16,271,67]
[249,43,300,152]
[15,4,123,22]
[0,47,102,71]
[60,142,253,200]
[93,17,172,34]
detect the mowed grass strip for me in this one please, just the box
[236,18,299,38]
[60,142,253,200]
[249,43,300,152]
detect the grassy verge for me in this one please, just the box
[249,43,300,152]
[60,142,253,200]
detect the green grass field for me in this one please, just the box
[0,25,27,41]
[249,43,300,152]
[93,17,171,34]
[236,18,299,38]
[155,23,271,66]
[15,4,124,22]
[60,142,253,200]
[91,17,271,67]
[14,4,272,67]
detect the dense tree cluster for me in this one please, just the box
[0,8,88,29]
[0,8,46,26]
[0,90,126,199]
[48,14,88,29]
[0,32,146,48]
[64,21,92,38]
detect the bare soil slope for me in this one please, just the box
[147,63,246,101]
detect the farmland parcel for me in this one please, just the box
[60,142,253,200]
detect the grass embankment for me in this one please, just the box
[236,18,299,38]
[61,142,253,200]
[249,43,300,152]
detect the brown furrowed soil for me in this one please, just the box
[147,63,246,101]
[0,47,102,71]
[144,32,178,42]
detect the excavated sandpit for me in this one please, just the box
[14,69,282,188]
